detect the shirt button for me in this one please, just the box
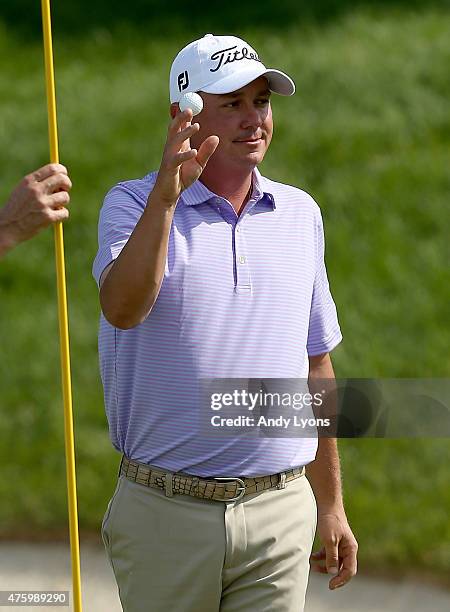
[236,227,240,232]
[239,256,246,264]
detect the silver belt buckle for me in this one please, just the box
[277,472,287,489]
[213,476,246,502]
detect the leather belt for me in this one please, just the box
[119,455,305,503]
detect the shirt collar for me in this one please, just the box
[181,167,276,210]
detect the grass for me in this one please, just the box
[0,6,449,582]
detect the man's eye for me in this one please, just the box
[223,99,270,108]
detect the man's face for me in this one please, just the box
[188,76,273,171]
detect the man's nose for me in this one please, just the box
[240,105,264,129]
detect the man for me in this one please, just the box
[94,34,358,611]
[0,163,71,257]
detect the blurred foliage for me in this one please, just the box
[0,0,450,38]
[0,2,449,582]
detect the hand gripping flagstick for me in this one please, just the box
[40,2,83,611]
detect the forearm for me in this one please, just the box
[306,437,344,511]
[0,208,20,258]
[0,227,16,258]
[306,353,344,512]
[100,190,177,329]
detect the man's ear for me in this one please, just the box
[170,103,179,119]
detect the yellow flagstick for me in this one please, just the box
[40,2,83,610]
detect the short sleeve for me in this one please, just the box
[306,207,343,356]
[92,183,147,287]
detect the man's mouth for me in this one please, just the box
[234,136,263,143]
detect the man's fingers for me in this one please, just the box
[28,163,68,183]
[326,538,358,590]
[48,190,71,208]
[310,547,329,574]
[310,553,329,574]
[172,149,198,166]
[325,542,340,575]
[310,548,326,560]
[167,108,193,137]
[170,123,200,150]
[40,172,72,195]
[49,207,70,223]
[33,205,69,229]
[196,135,219,168]
[162,121,199,169]
[329,566,352,589]
[329,542,358,589]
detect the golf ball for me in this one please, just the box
[179,92,203,116]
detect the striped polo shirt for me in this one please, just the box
[93,168,342,477]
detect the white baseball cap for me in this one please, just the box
[169,33,295,103]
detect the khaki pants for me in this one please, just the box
[101,470,317,612]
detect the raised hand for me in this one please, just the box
[153,108,219,205]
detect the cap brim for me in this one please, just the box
[201,64,295,96]
[264,69,296,96]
